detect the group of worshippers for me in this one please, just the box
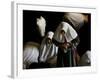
[23,13,91,69]
[39,22,80,67]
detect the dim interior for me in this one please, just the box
[23,10,91,69]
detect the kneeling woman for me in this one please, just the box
[38,31,58,68]
[53,22,80,67]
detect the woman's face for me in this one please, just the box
[60,30,65,35]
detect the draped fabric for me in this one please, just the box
[23,42,40,69]
[64,13,85,30]
[53,22,79,67]
[78,50,91,66]
[53,22,78,43]
[39,31,58,63]
[36,16,46,37]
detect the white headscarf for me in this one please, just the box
[53,22,78,43]
[36,16,46,37]
[39,31,58,62]
[78,50,91,66]
[23,42,40,69]
[64,13,85,30]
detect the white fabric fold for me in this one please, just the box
[53,22,78,43]
[64,13,85,30]
[23,42,40,69]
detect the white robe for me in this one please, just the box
[39,32,58,63]
[23,42,40,69]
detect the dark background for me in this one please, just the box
[23,10,91,56]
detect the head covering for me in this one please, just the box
[78,50,91,66]
[47,31,54,39]
[53,22,78,43]
[36,16,46,37]
[64,13,85,30]
[23,42,40,69]
[39,31,58,62]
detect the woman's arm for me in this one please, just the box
[52,38,63,46]
[52,38,70,49]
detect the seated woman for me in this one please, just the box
[53,22,80,67]
[78,50,91,66]
[38,31,58,68]
[23,42,40,69]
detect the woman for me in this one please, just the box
[38,31,58,67]
[23,42,40,69]
[53,22,80,67]
[78,50,91,66]
[63,13,88,30]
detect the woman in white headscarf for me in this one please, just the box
[23,42,40,69]
[53,22,80,67]
[38,31,58,67]
[63,13,88,30]
[78,50,91,66]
